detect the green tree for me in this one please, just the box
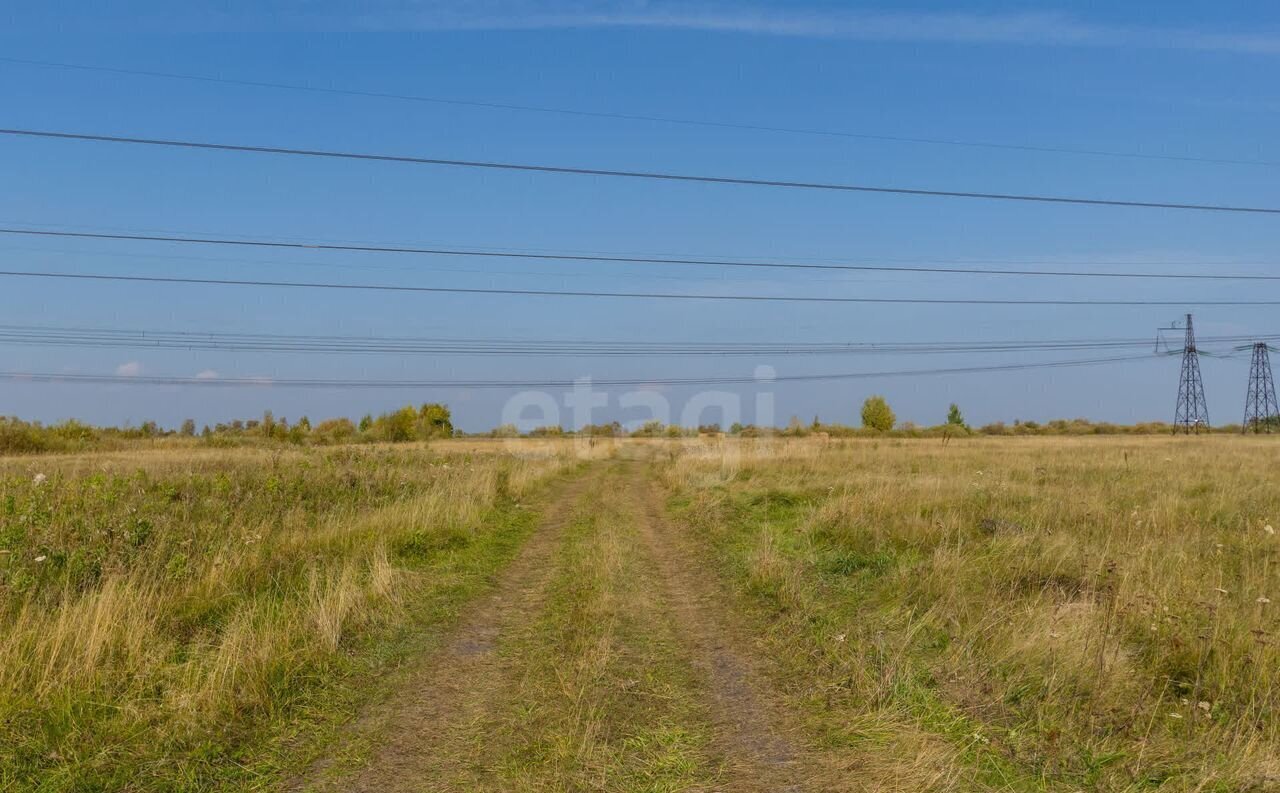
[418,403,453,438]
[946,403,966,427]
[179,419,196,437]
[376,405,419,442]
[860,396,895,431]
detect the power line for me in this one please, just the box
[3,227,1278,282]
[4,128,1278,216]
[0,353,1166,390]
[9,219,1277,269]
[3,56,1273,170]
[0,323,1271,357]
[3,268,1280,305]
[0,238,778,288]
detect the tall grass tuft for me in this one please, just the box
[0,441,577,790]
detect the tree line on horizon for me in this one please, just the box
[0,395,1246,455]
[0,403,454,454]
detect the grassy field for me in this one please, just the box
[2,436,1277,791]
[664,436,1280,791]
[0,441,586,791]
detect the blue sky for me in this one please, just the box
[1,1,1279,430]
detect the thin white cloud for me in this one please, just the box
[195,369,219,380]
[115,361,143,377]
[21,3,1280,54]
[333,3,1280,55]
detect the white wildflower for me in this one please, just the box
[1266,524,1276,535]
[1197,701,1212,712]
[32,473,47,486]
[34,555,47,562]
[1259,597,1272,604]
[833,633,846,643]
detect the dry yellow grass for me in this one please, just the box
[663,436,1280,790]
[6,435,1277,791]
[0,442,586,790]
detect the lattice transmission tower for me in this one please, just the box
[1243,342,1279,433]
[1173,314,1210,433]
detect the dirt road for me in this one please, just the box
[293,460,827,792]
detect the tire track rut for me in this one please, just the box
[292,465,599,792]
[620,462,815,792]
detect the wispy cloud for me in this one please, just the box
[115,361,143,377]
[195,369,219,380]
[333,3,1280,55]
[16,3,1279,54]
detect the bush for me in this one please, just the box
[313,418,356,444]
[490,424,520,438]
[860,396,896,432]
[630,420,667,438]
[0,418,50,454]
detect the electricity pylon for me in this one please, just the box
[1173,314,1210,433]
[1243,342,1279,433]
